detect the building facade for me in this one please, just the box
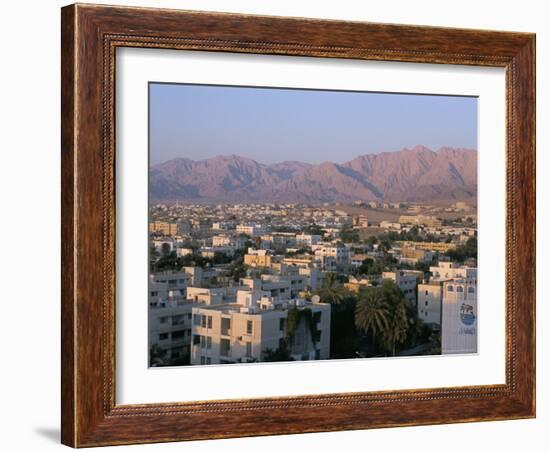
[190,293,331,365]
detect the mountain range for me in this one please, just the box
[150,145,477,203]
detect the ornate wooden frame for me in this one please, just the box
[61,3,536,447]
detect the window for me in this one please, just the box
[246,320,253,335]
[201,315,207,328]
[447,285,454,292]
[172,330,186,340]
[172,315,185,325]
[207,315,213,329]
[245,342,252,357]
[220,338,231,356]
[468,287,475,294]
[159,333,169,341]
[221,317,231,335]
[279,318,285,332]
[193,334,200,345]
[425,300,428,306]
[193,314,201,326]
[425,290,429,295]
[457,286,464,293]
[159,316,169,324]
[200,335,211,349]
[313,311,322,323]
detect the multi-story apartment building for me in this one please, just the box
[239,276,292,300]
[382,270,422,305]
[400,243,434,263]
[149,299,194,365]
[380,220,402,230]
[298,267,325,292]
[236,223,267,237]
[352,215,369,228]
[295,233,322,247]
[429,261,477,283]
[149,220,179,236]
[212,235,232,247]
[314,245,351,271]
[441,278,477,354]
[397,240,456,253]
[149,272,194,365]
[149,220,191,236]
[150,271,191,302]
[261,233,296,251]
[417,281,444,325]
[190,291,331,365]
[417,262,478,354]
[243,249,272,268]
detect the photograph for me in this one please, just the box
[50,1,537,448]
[147,83,479,367]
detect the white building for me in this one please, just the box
[296,233,322,247]
[190,292,331,365]
[441,278,477,354]
[314,246,351,271]
[417,282,443,325]
[236,224,267,237]
[152,237,175,254]
[430,261,477,283]
[149,272,194,365]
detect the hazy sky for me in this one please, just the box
[149,82,477,165]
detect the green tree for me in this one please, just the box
[229,263,248,282]
[445,237,477,263]
[160,242,172,257]
[383,298,411,356]
[305,224,324,235]
[315,272,344,305]
[340,228,360,243]
[263,342,294,362]
[355,289,389,342]
[354,280,411,356]
[329,293,359,358]
[357,258,384,276]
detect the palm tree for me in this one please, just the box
[382,298,410,356]
[355,289,389,342]
[355,280,412,356]
[316,272,344,305]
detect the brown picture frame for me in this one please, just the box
[61,3,536,447]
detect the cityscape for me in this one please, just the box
[148,83,478,367]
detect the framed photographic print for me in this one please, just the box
[61,3,536,447]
